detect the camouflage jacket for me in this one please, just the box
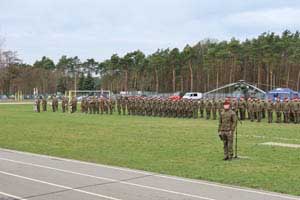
[218,110,237,132]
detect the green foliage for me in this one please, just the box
[33,56,55,70]
[83,72,95,90]
[56,76,67,93]
[78,73,85,90]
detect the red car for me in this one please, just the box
[168,95,181,101]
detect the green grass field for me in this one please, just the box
[0,104,299,195]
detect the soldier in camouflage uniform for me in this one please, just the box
[218,101,237,161]
[266,99,274,123]
[231,98,238,116]
[205,99,212,120]
[52,95,58,112]
[70,96,77,113]
[297,99,300,124]
[238,98,247,120]
[116,97,121,115]
[283,98,290,123]
[212,99,218,120]
[108,98,113,114]
[104,98,109,114]
[188,100,193,118]
[111,99,116,113]
[254,99,263,122]
[95,97,99,114]
[36,97,41,113]
[81,97,87,113]
[274,98,283,123]
[248,99,255,122]
[87,97,92,114]
[199,99,205,118]
[121,97,127,115]
[217,99,223,119]
[61,96,68,113]
[42,97,47,112]
[99,97,105,114]
[290,98,298,123]
[192,100,199,119]
[262,100,267,119]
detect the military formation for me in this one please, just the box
[34,95,300,124]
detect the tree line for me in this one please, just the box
[1,30,300,96]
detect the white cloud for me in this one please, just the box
[0,0,300,64]
[224,7,300,30]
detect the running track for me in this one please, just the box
[0,148,299,200]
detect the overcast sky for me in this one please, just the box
[0,0,299,64]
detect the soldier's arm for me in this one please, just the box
[218,113,222,132]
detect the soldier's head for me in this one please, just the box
[284,98,288,102]
[223,101,230,110]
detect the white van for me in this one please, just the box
[182,92,203,100]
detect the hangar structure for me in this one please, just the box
[203,80,266,99]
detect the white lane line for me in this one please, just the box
[155,175,300,200]
[0,148,151,175]
[261,142,300,148]
[0,170,122,200]
[1,148,299,200]
[0,158,214,200]
[0,191,28,200]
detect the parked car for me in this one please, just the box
[0,95,8,100]
[168,95,181,101]
[182,92,203,100]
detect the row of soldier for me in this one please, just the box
[114,97,300,124]
[34,95,300,124]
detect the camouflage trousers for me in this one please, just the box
[283,112,290,123]
[42,105,47,112]
[276,111,282,123]
[212,109,217,120]
[117,106,121,115]
[62,105,66,113]
[52,105,56,112]
[290,112,297,123]
[249,111,254,122]
[200,109,204,118]
[255,111,262,122]
[193,110,198,119]
[206,110,211,120]
[239,109,246,120]
[267,111,273,123]
[220,131,234,159]
[291,112,299,124]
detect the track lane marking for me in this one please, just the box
[0,158,215,200]
[0,191,28,200]
[155,175,300,200]
[0,170,122,200]
[1,148,299,200]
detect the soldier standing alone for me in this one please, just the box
[218,101,237,161]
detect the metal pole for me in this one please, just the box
[235,122,238,158]
[74,70,77,97]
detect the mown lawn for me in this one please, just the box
[0,104,299,195]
